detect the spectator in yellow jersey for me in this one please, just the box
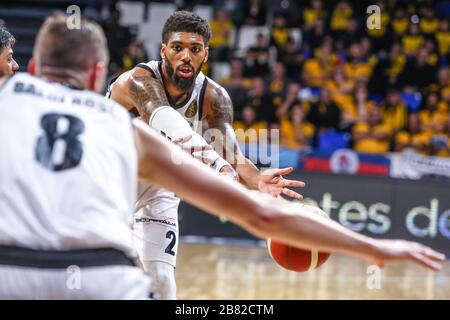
[386,43,406,84]
[430,114,450,157]
[402,24,424,56]
[302,0,327,31]
[233,106,267,144]
[324,67,356,127]
[270,15,289,53]
[380,89,408,132]
[419,6,439,36]
[343,42,372,83]
[302,41,336,87]
[394,113,431,155]
[435,20,450,57]
[391,8,409,38]
[419,92,448,135]
[353,105,392,154]
[209,8,234,62]
[366,1,390,51]
[330,1,353,33]
[279,103,315,150]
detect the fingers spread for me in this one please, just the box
[284,179,306,188]
[282,188,303,200]
[410,251,443,272]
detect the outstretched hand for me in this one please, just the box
[258,167,305,200]
[370,239,445,271]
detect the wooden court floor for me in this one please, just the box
[176,242,450,300]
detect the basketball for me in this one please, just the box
[267,238,331,272]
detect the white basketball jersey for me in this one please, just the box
[0,73,137,255]
[133,61,209,212]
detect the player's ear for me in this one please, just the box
[160,43,166,61]
[203,47,209,64]
[27,58,36,75]
[91,61,107,93]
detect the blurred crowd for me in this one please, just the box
[91,0,450,158]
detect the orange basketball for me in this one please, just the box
[267,238,331,272]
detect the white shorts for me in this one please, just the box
[0,264,152,299]
[132,199,180,267]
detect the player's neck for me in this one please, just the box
[40,67,86,90]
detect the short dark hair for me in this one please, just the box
[34,12,108,72]
[162,10,211,45]
[0,27,15,53]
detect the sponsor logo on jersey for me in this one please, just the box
[135,217,177,227]
[185,100,198,118]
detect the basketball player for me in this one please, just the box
[0,27,19,76]
[109,11,306,300]
[0,14,444,299]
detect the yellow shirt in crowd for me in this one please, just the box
[233,121,267,144]
[353,121,392,154]
[280,118,315,149]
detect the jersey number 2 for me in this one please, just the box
[35,113,85,171]
[165,230,177,256]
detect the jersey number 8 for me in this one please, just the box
[35,113,85,172]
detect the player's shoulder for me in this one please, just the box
[204,76,232,103]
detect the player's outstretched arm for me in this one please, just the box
[133,119,445,271]
[204,83,305,199]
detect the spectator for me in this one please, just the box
[353,104,392,154]
[244,77,274,123]
[120,40,148,72]
[278,37,304,82]
[435,20,450,58]
[394,113,430,155]
[343,42,373,84]
[303,19,327,51]
[266,62,288,117]
[269,14,289,54]
[302,41,337,88]
[325,66,356,129]
[244,33,271,77]
[430,113,450,157]
[402,24,424,57]
[419,92,448,134]
[400,48,437,91]
[366,1,390,52]
[221,58,252,120]
[302,0,327,31]
[209,8,234,62]
[279,103,315,150]
[391,8,409,39]
[102,7,132,72]
[380,89,408,132]
[233,106,267,144]
[419,6,440,36]
[242,0,267,26]
[330,1,353,36]
[306,88,342,131]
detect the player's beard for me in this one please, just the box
[164,56,202,91]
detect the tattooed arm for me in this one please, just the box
[203,83,260,188]
[109,68,170,123]
[204,81,305,199]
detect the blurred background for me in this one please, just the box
[1,0,449,298]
